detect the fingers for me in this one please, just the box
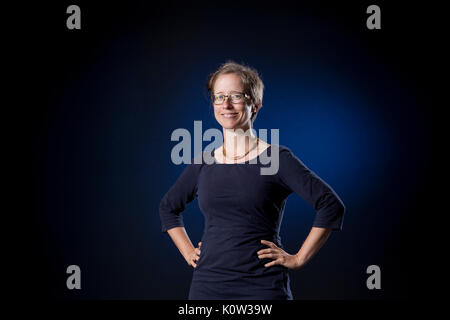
[193,250,200,261]
[257,248,275,255]
[260,240,278,249]
[258,246,279,261]
[258,241,283,268]
[188,254,198,268]
[258,248,279,259]
[258,253,277,260]
[190,254,200,268]
[264,259,281,268]
[190,244,202,268]
[194,242,202,255]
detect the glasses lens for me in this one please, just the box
[231,94,244,103]
[213,93,245,104]
[213,94,224,104]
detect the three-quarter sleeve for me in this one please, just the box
[159,161,203,233]
[277,146,345,231]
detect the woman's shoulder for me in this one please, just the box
[180,152,207,175]
[269,144,307,169]
[269,144,294,157]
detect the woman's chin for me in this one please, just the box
[217,118,250,130]
[218,119,238,129]
[222,123,244,130]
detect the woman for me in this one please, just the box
[159,61,345,300]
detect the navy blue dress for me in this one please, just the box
[159,145,345,300]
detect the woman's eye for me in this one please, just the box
[232,94,242,99]
[215,95,224,100]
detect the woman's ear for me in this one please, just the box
[251,104,259,121]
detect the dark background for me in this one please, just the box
[11,0,436,300]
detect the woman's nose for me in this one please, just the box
[222,97,233,108]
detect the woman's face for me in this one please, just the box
[212,73,253,130]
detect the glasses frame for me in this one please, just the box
[211,92,250,105]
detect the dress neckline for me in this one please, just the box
[210,145,272,165]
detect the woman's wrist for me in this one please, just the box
[184,247,195,263]
[294,253,306,269]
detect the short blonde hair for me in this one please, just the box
[206,61,264,122]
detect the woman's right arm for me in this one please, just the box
[167,227,202,268]
[159,160,204,267]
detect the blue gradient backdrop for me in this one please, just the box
[19,1,429,299]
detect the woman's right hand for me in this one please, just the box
[187,242,202,268]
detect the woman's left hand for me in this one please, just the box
[258,240,302,270]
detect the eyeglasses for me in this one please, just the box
[211,92,249,105]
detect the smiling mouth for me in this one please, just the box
[222,113,238,118]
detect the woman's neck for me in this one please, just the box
[222,125,259,157]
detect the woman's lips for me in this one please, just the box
[222,113,238,118]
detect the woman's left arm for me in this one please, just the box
[258,146,345,270]
[258,227,332,270]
